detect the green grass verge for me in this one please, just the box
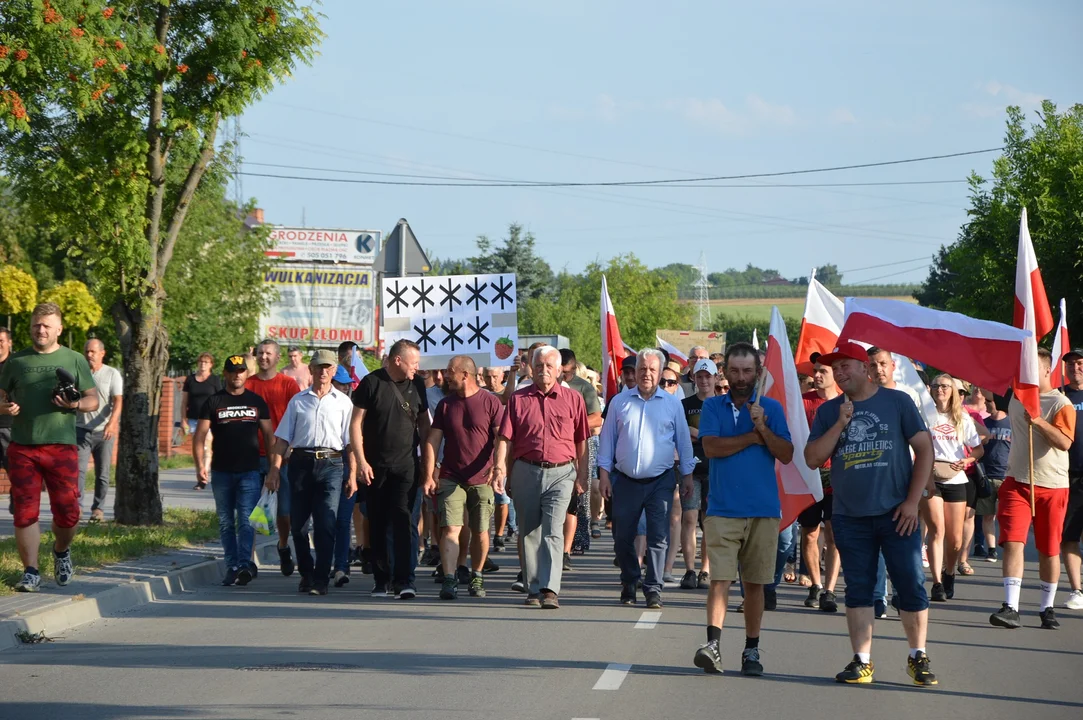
[82,453,196,489]
[709,301,806,323]
[0,507,220,596]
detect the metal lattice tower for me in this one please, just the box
[228,116,243,207]
[695,251,710,330]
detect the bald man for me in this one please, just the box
[77,339,124,522]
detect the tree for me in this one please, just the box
[471,224,555,300]
[917,102,1083,342]
[0,1,322,524]
[0,264,37,328]
[39,279,102,347]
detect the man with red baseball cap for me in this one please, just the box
[805,341,938,687]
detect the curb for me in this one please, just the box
[0,539,280,652]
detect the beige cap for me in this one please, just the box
[311,349,338,367]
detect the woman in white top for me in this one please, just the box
[927,373,984,602]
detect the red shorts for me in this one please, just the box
[996,477,1069,557]
[8,443,81,529]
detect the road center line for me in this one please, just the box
[593,663,632,690]
[634,611,661,629]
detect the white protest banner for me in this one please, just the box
[259,263,375,346]
[266,227,380,264]
[381,273,518,370]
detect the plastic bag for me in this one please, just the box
[249,489,277,535]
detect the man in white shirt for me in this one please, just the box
[77,339,124,523]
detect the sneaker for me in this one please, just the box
[432,567,445,583]
[590,520,602,539]
[613,555,620,567]
[90,508,105,523]
[819,590,838,613]
[426,550,442,568]
[456,565,471,585]
[835,655,874,684]
[645,591,663,609]
[972,544,987,559]
[736,601,744,613]
[222,567,239,587]
[333,570,350,588]
[1065,590,1083,610]
[741,647,763,677]
[563,553,573,571]
[986,548,998,563]
[419,545,437,566]
[370,581,390,597]
[439,575,458,600]
[493,535,506,553]
[53,549,74,586]
[469,574,486,597]
[396,584,417,600]
[930,582,946,602]
[511,571,527,593]
[14,570,41,593]
[483,557,500,573]
[1039,607,1060,630]
[236,565,254,587]
[680,570,698,590]
[697,571,710,589]
[662,573,677,586]
[764,586,777,611]
[805,585,822,608]
[298,575,314,593]
[907,651,938,686]
[989,603,1021,629]
[621,584,637,605]
[942,574,955,600]
[874,599,888,619]
[525,594,541,607]
[350,547,364,567]
[278,545,295,577]
[693,640,723,674]
[921,544,929,568]
[308,585,328,596]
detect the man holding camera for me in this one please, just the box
[0,303,98,592]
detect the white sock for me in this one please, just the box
[1039,581,1057,611]
[909,647,925,658]
[856,652,871,664]
[1004,577,1022,610]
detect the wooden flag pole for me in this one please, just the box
[752,365,768,406]
[1029,424,1036,517]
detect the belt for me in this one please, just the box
[519,458,574,470]
[295,447,342,460]
[615,468,670,484]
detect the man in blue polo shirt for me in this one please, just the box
[692,342,793,678]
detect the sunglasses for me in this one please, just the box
[660,379,679,387]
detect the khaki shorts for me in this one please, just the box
[703,515,778,585]
[975,477,1003,518]
[437,480,494,534]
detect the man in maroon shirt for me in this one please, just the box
[493,345,589,609]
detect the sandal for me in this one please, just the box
[783,562,797,583]
[958,562,975,576]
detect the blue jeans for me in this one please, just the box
[768,521,800,591]
[210,470,262,570]
[612,469,676,594]
[288,454,343,585]
[833,512,929,612]
[494,487,518,532]
[334,463,357,573]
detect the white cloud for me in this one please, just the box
[669,94,797,135]
[962,81,1045,118]
[829,107,857,125]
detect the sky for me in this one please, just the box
[238,0,1083,286]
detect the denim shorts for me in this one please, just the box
[493,488,512,506]
[832,511,929,612]
[680,475,707,512]
[258,456,290,518]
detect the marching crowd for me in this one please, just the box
[2,302,1082,689]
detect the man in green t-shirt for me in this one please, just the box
[0,303,98,593]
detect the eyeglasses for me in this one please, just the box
[660,379,678,387]
[931,384,953,390]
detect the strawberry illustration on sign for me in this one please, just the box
[494,336,515,360]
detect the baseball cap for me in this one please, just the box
[311,349,338,367]
[692,359,715,375]
[1063,347,1083,362]
[816,341,869,367]
[332,365,352,384]
[223,355,248,373]
[621,355,637,371]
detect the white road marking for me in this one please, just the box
[634,611,661,629]
[593,663,632,690]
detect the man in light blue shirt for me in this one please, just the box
[599,349,695,608]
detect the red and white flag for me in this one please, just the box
[1051,298,1070,388]
[601,274,629,402]
[655,335,688,368]
[762,306,823,530]
[794,279,845,376]
[838,298,1040,417]
[348,347,369,389]
[1012,208,1052,414]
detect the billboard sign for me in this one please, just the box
[266,227,380,264]
[259,263,375,347]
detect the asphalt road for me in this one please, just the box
[1,536,1081,720]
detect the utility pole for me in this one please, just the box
[695,250,711,331]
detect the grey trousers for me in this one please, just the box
[77,427,115,512]
[510,461,575,595]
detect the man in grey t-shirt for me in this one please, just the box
[77,339,124,521]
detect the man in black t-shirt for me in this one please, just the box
[1059,348,1083,609]
[350,339,430,598]
[194,355,274,587]
[977,391,1012,564]
[680,359,715,589]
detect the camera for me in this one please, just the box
[53,367,81,410]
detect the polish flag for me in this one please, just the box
[1050,298,1070,388]
[794,279,845,376]
[348,347,369,389]
[761,306,823,530]
[601,275,629,402]
[838,298,1041,417]
[1013,208,1054,341]
[656,335,689,368]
